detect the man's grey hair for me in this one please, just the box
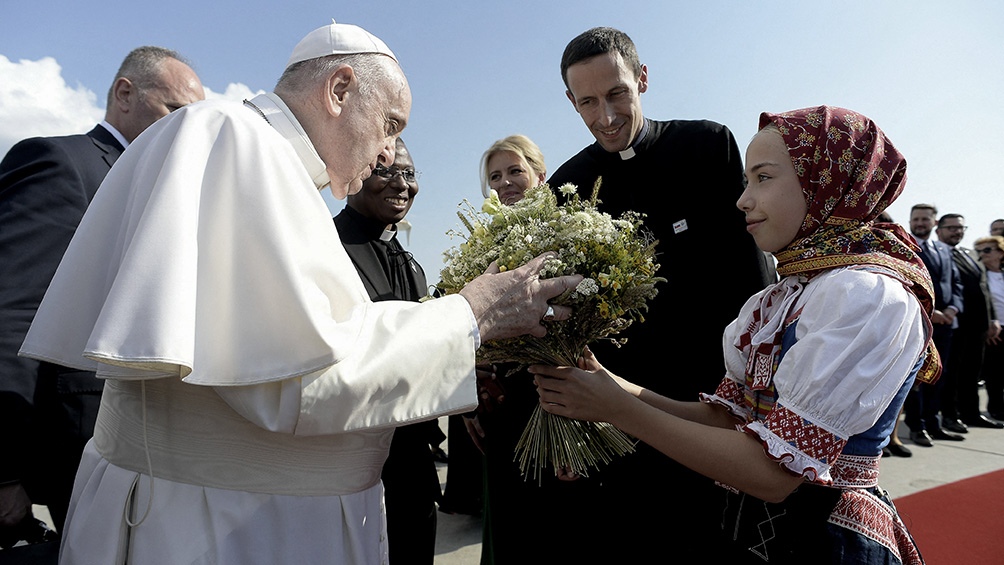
[274,53,395,105]
[106,46,189,106]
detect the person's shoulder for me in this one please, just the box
[813,266,913,301]
[547,146,595,185]
[795,268,920,334]
[332,207,351,230]
[137,99,268,148]
[656,118,734,140]
[171,99,248,123]
[5,130,92,153]
[0,130,96,172]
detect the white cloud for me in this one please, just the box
[0,55,103,155]
[0,54,263,156]
[204,82,264,101]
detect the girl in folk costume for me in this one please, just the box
[531,106,935,563]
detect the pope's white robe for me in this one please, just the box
[20,93,478,565]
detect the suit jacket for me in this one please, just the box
[952,245,993,334]
[918,238,964,321]
[0,125,123,503]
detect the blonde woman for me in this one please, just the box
[471,134,582,564]
[975,235,1004,420]
[479,134,546,204]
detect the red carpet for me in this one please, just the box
[893,469,1004,564]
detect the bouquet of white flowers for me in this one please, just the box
[435,181,664,481]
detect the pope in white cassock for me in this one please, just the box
[19,21,579,565]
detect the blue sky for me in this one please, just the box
[2,1,1002,276]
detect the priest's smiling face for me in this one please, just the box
[564,51,648,154]
[348,138,418,226]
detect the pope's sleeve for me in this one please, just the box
[19,100,478,435]
[215,295,477,435]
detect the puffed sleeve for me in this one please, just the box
[743,268,925,482]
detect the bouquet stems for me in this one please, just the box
[514,403,636,484]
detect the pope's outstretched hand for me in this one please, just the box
[459,252,581,342]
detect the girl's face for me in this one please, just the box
[486,151,544,205]
[738,129,808,254]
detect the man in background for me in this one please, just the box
[903,204,966,446]
[990,218,1004,237]
[0,46,204,540]
[937,213,1003,430]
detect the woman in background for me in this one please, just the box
[466,134,593,564]
[975,235,1004,421]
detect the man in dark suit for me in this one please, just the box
[333,138,444,565]
[0,46,203,539]
[937,213,1004,430]
[903,204,966,446]
[543,26,776,563]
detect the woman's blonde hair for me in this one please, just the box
[479,134,546,198]
[973,235,1004,254]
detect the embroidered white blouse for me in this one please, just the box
[704,267,926,483]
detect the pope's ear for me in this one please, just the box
[324,64,355,117]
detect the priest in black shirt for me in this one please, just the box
[545,27,776,563]
[334,138,444,565]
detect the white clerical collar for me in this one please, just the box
[618,119,650,160]
[397,219,412,245]
[380,228,396,242]
[99,120,129,149]
[244,93,330,190]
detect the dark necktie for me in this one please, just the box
[954,248,979,272]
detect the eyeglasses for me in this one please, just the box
[940,225,967,232]
[372,164,420,183]
[977,247,998,254]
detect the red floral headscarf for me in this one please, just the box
[750,106,940,384]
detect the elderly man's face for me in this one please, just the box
[329,59,412,199]
[118,57,205,143]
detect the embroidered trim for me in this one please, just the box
[700,391,748,422]
[714,379,743,405]
[827,489,923,564]
[830,454,880,488]
[743,422,829,482]
[761,404,845,465]
[742,403,847,484]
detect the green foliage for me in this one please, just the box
[436,183,665,480]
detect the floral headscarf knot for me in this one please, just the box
[754,106,940,384]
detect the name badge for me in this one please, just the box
[673,219,688,234]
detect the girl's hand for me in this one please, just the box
[529,348,630,423]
